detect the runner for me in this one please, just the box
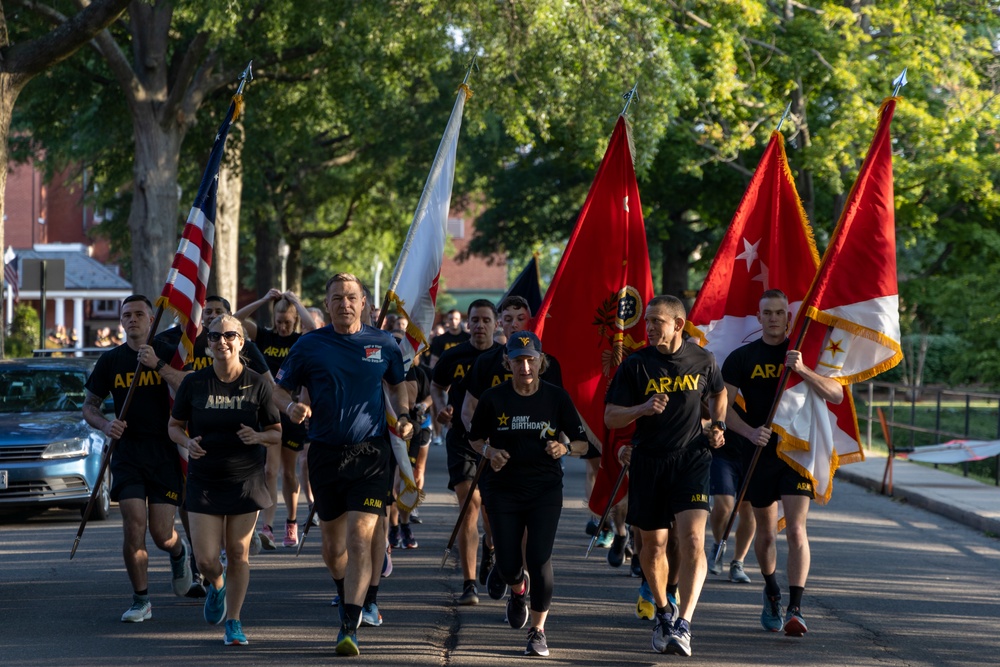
[273,273,410,656]
[722,289,844,636]
[430,299,500,605]
[468,331,588,657]
[604,295,727,657]
[82,295,192,623]
[167,314,281,645]
[234,288,317,549]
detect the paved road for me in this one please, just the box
[2,445,999,666]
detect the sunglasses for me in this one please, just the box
[207,330,242,343]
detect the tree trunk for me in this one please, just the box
[128,107,184,299]
[253,218,279,326]
[659,233,690,303]
[208,122,244,307]
[288,238,304,296]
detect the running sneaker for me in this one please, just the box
[596,530,614,549]
[585,518,599,537]
[761,590,784,632]
[224,619,248,646]
[667,591,680,609]
[651,607,674,653]
[283,520,298,548]
[635,581,655,620]
[478,534,494,586]
[524,627,549,657]
[382,547,393,578]
[630,554,643,578]
[204,573,228,625]
[186,572,207,599]
[361,602,383,627]
[170,540,194,597]
[783,607,808,636]
[388,525,401,550]
[458,582,479,606]
[707,542,723,575]
[335,628,360,656]
[410,508,422,524]
[259,525,276,550]
[666,618,692,657]
[487,565,508,600]
[729,560,751,584]
[249,530,262,556]
[400,523,418,549]
[608,533,627,567]
[506,573,530,629]
[121,595,152,623]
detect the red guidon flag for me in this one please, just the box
[533,114,654,515]
[773,97,904,502]
[156,93,244,368]
[686,131,820,365]
[385,83,472,369]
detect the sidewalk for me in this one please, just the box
[836,452,1000,535]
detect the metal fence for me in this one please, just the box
[853,381,1000,486]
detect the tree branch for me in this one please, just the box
[159,31,209,125]
[7,0,130,80]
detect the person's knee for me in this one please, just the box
[281,466,298,488]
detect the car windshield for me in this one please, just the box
[0,368,90,413]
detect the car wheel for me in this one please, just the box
[83,471,112,521]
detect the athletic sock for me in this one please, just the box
[134,589,148,597]
[334,578,345,603]
[364,584,379,606]
[655,605,670,616]
[286,517,296,525]
[789,586,804,610]
[343,604,362,633]
[463,578,476,590]
[763,572,781,597]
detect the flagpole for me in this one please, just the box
[712,319,813,570]
[776,102,792,133]
[891,68,908,97]
[620,81,639,115]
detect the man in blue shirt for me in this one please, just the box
[273,273,411,656]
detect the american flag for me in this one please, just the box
[156,93,244,367]
[3,247,17,303]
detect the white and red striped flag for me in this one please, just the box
[774,97,904,502]
[384,82,472,368]
[155,91,245,368]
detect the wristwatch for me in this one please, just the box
[155,359,167,372]
[711,420,727,432]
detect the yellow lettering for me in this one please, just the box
[751,365,765,379]
[165,491,178,500]
[453,364,466,380]
[263,346,290,358]
[362,498,383,509]
[644,379,660,395]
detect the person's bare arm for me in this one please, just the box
[82,390,122,439]
[605,393,668,430]
[786,349,843,404]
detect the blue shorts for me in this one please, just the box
[710,454,747,497]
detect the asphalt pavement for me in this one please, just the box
[1,444,999,666]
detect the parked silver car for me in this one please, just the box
[0,357,111,519]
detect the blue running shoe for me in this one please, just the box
[224,619,248,645]
[666,618,692,657]
[596,530,614,549]
[761,590,783,632]
[783,607,808,636]
[204,573,227,625]
[336,628,360,656]
[635,581,655,620]
[361,602,382,627]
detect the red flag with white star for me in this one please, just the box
[686,131,820,366]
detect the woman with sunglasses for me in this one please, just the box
[168,314,282,646]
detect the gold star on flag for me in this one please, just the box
[825,338,844,358]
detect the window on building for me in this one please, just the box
[91,299,119,317]
[447,217,465,239]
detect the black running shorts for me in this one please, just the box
[746,454,815,507]
[111,443,183,506]
[446,434,479,491]
[626,446,711,531]
[308,440,392,521]
[710,453,747,498]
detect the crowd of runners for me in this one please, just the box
[83,274,829,657]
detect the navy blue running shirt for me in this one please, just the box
[275,324,405,448]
